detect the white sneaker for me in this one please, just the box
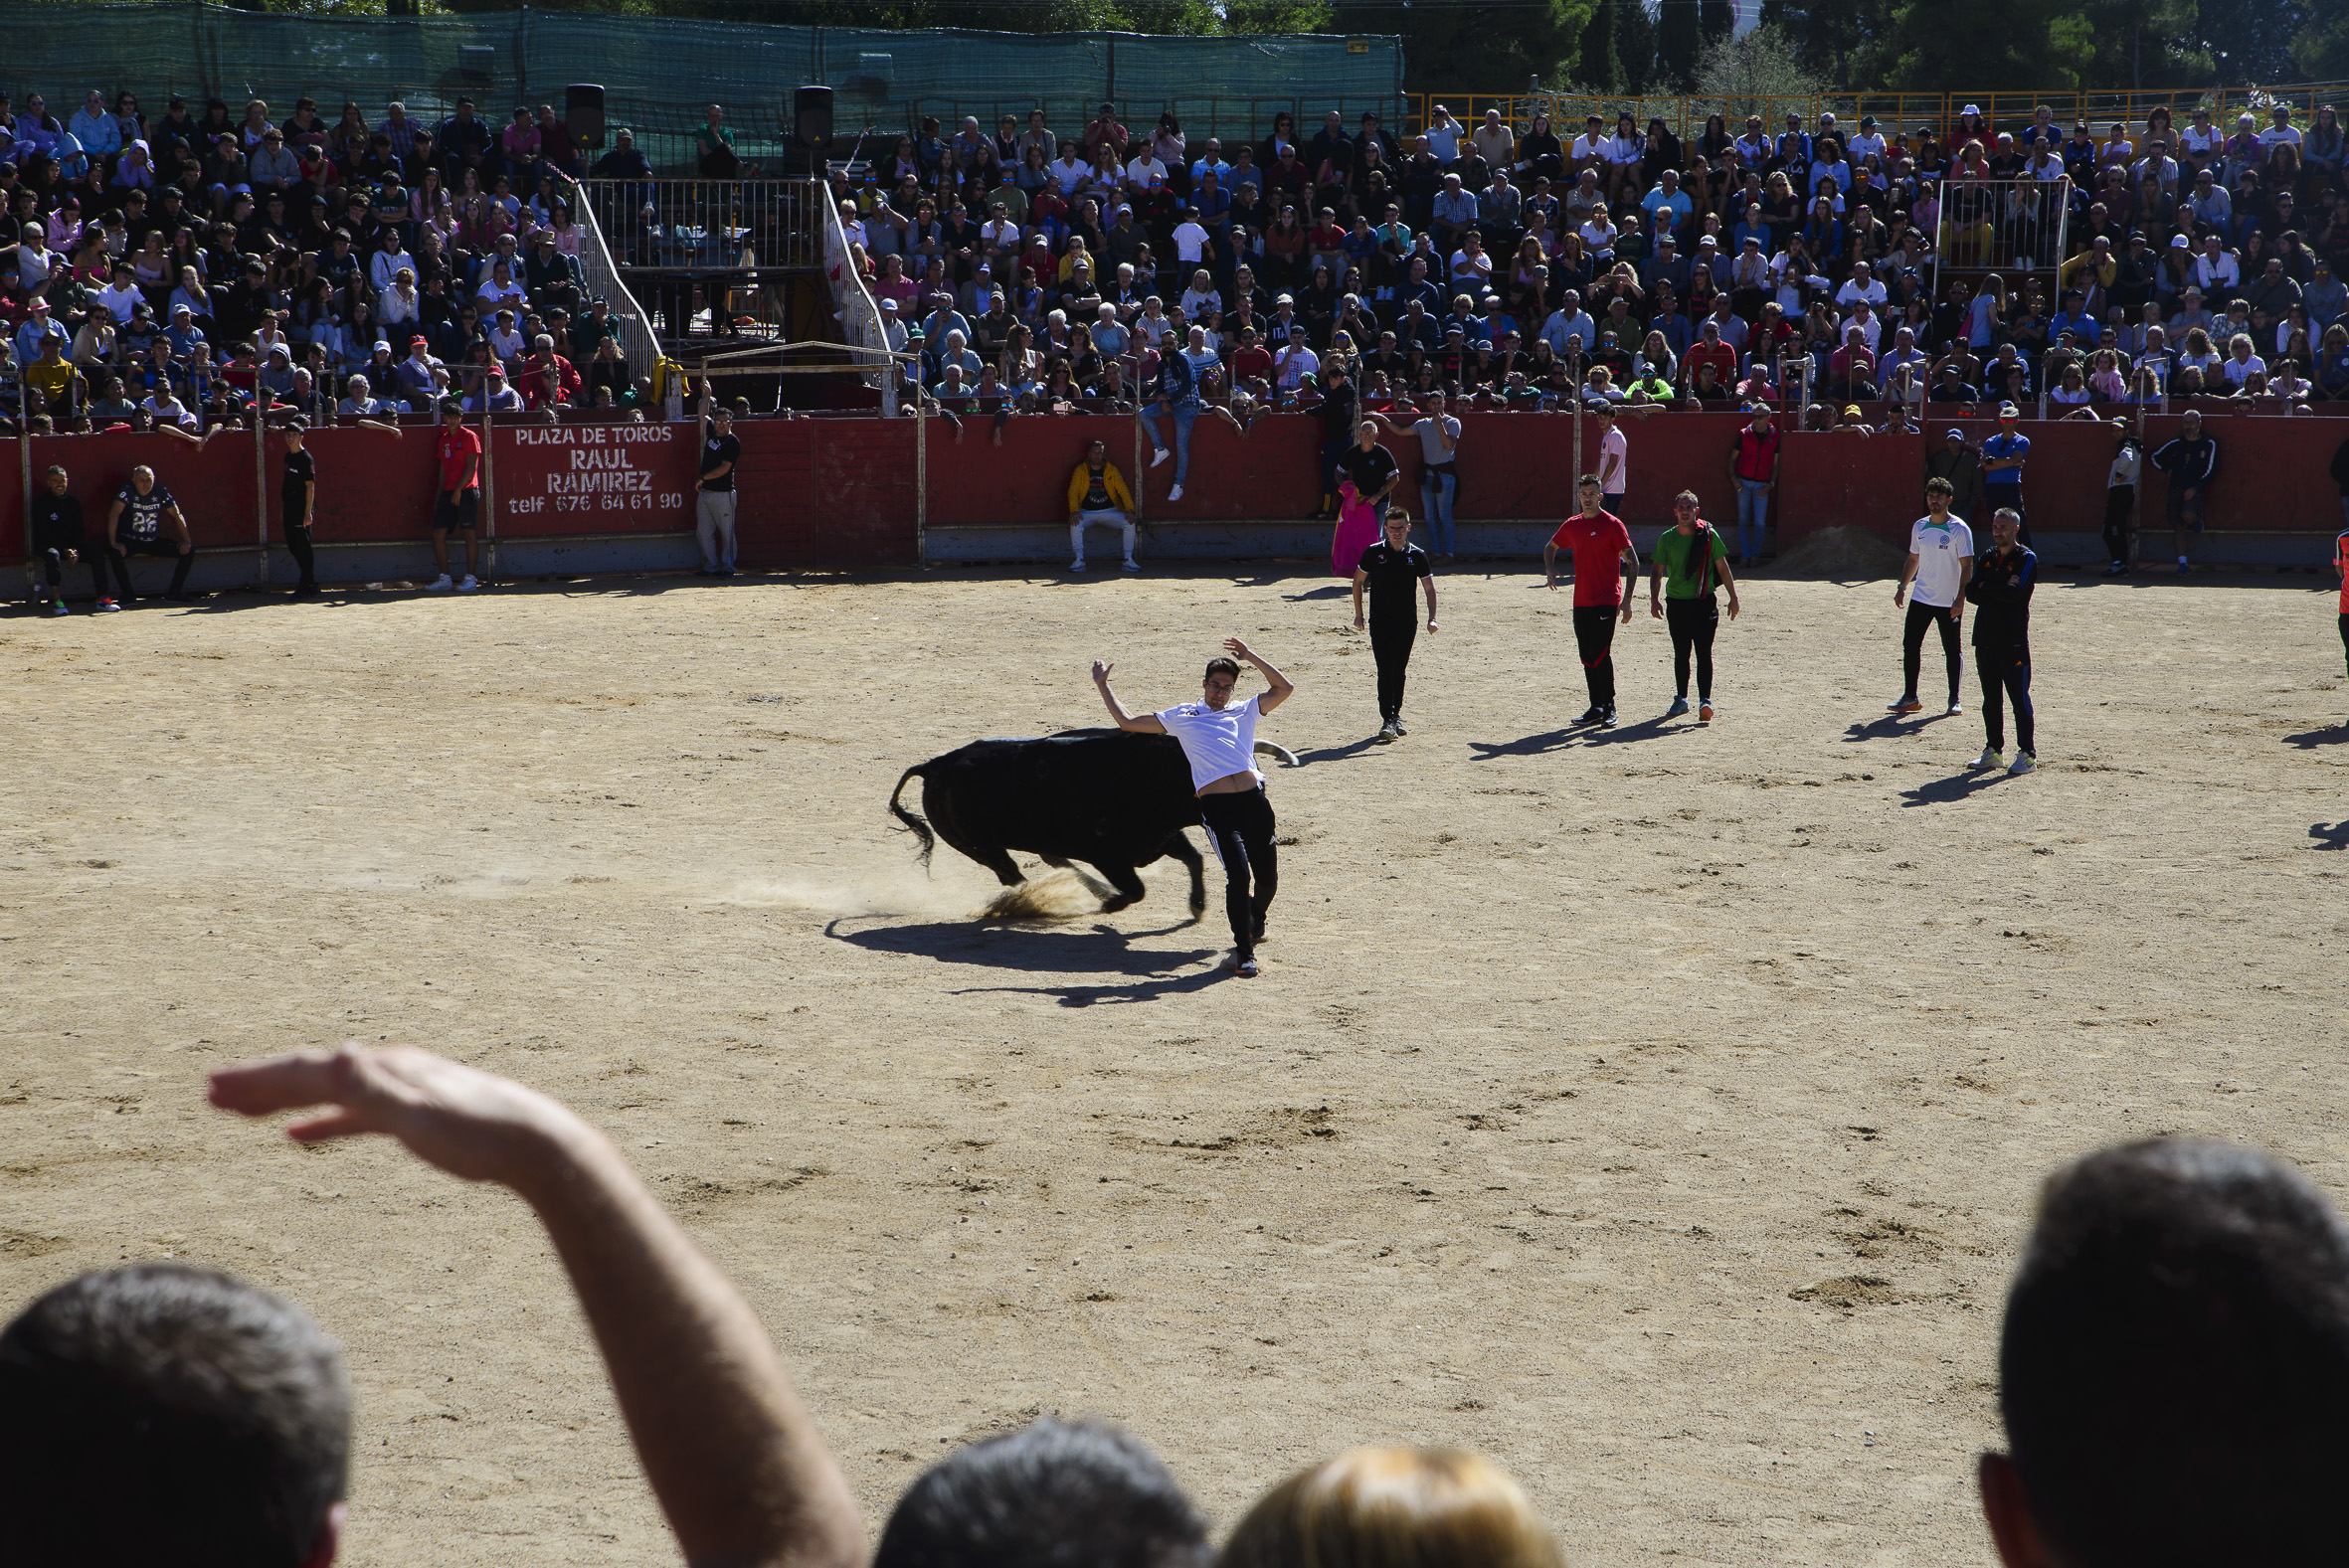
[1151,448,1171,467]
[1169,483,1184,500]
[1122,559,1141,572]
[1070,561,1087,573]
[1945,700,1964,716]
[1974,746,2005,770]
[427,574,454,592]
[456,575,478,593]
[2008,751,2037,776]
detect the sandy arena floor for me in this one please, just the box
[5,560,2348,1567]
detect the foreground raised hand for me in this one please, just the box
[211,1045,862,1568]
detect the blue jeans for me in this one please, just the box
[1735,477,1772,561]
[1140,400,1198,485]
[1421,468,1457,555]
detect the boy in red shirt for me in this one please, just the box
[430,401,482,593]
[1543,471,1640,727]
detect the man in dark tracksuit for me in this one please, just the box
[27,464,102,614]
[1967,505,2038,775]
[1351,508,1438,743]
[2150,411,2218,576]
[1313,363,1359,520]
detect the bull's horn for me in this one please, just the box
[1251,741,1299,768]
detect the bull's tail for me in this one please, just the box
[887,765,936,871]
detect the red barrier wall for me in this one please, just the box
[8,413,2345,568]
[730,418,919,570]
[923,411,1751,530]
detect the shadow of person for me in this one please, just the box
[1282,584,1352,602]
[949,967,1237,1006]
[1843,712,1939,742]
[1297,733,1390,764]
[1468,725,1585,760]
[2309,821,2349,851]
[1897,771,2008,806]
[2282,728,2349,749]
[826,916,1217,981]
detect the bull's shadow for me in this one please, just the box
[825,916,1225,1003]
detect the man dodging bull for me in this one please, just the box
[1092,638,1294,978]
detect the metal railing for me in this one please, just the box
[576,179,823,273]
[1931,175,2074,281]
[565,179,662,383]
[820,194,901,414]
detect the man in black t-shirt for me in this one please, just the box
[280,420,320,597]
[1336,420,1400,523]
[103,465,196,604]
[26,464,100,614]
[1351,507,1438,742]
[695,407,741,577]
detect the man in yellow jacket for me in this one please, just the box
[1067,437,1140,573]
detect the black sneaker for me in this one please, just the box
[1599,706,1620,729]
[1251,915,1266,945]
[1571,706,1604,726]
[1234,955,1260,977]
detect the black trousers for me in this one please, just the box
[1665,596,1718,700]
[1369,615,1416,722]
[1976,637,2035,754]
[35,544,106,598]
[1572,604,1620,709]
[1318,437,1352,510]
[1196,786,1278,957]
[1902,600,1963,703]
[285,520,317,587]
[2101,484,2133,564]
[2338,612,2348,677]
[106,539,192,601]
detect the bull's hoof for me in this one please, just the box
[1100,894,1139,913]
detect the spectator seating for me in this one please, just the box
[5,87,2347,438]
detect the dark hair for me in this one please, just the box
[2001,1139,2349,1568]
[1202,657,1242,684]
[873,1417,1208,1568]
[0,1266,349,1568]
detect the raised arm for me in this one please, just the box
[1091,659,1166,733]
[208,1045,862,1568]
[1225,636,1294,714]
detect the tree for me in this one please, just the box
[1690,21,1835,124]
[1617,0,1661,92]
[1700,0,1734,47]
[1755,0,1898,87]
[1656,0,1704,86]
[2293,0,2349,81]
[1576,0,1626,92]
[1331,0,1598,90]
[1876,0,2096,89]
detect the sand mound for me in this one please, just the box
[1776,526,1907,580]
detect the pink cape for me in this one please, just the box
[1331,485,1380,578]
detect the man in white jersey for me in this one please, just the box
[1092,638,1294,977]
[1890,474,1975,716]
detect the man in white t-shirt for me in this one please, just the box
[1091,638,1294,977]
[2259,106,2303,157]
[1593,403,1630,509]
[1891,474,1975,716]
[1171,209,1210,267]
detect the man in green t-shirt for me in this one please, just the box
[1647,488,1740,722]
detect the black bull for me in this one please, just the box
[888,728,1297,915]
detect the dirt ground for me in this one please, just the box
[6,557,2348,1568]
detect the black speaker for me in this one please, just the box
[566,84,605,151]
[794,86,834,150]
